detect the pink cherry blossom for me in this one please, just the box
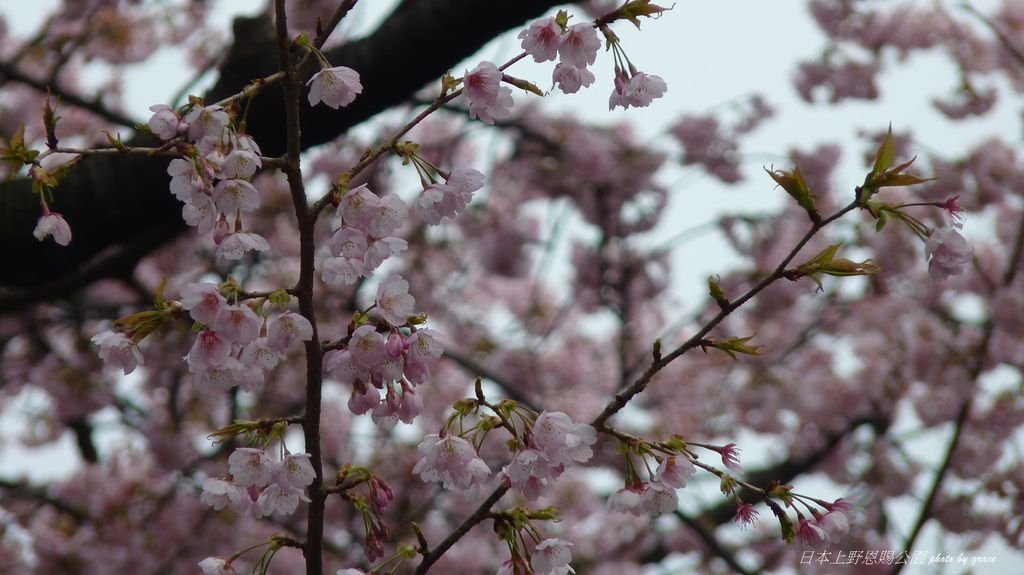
[607,484,645,515]
[212,178,259,213]
[324,349,369,386]
[307,65,362,109]
[552,63,595,94]
[796,517,830,547]
[182,192,217,233]
[348,382,381,415]
[267,311,314,353]
[322,256,368,287]
[558,23,600,68]
[338,184,379,230]
[276,452,316,489]
[255,482,309,516]
[200,477,251,513]
[367,194,408,238]
[720,443,743,473]
[531,411,596,467]
[623,72,667,107]
[184,104,230,142]
[185,329,232,372]
[519,17,562,63]
[734,503,760,530]
[640,481,679,515]
[532,538,575,575]
[213,304,261,345]
[217,232,270,260]
[656,455,696,489]
[147,104,182,140]
[180,282,226,325]
[328,226,369,258]
[463,61,514,124]
[925,227,974,282]
[199,557,237,575]
[33,212,72,246]
[167,157,208,202]
[503,448,557,500]
[349,324,386,368]
[228,447,274,488]
[375,275,415,326]
[221,148,261,179]
[240,337,281,371]
[91,330,144,374]
[414,432,492,490]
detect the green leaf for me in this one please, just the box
[871,124,896,177]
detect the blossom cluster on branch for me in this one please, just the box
[1,1,1023,574]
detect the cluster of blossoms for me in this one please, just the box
[518,16,601,96]
[503,411,597,500]
[413,410,597,502]
[180,282,313,392]
[607,454,697,516]
[324,275,443,427]
[322,185,410,287]
[151,103,271,261]
[201,448,316,517]
[415,167,485,225]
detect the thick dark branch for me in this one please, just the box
[0,0,563,300]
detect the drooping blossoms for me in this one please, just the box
[323,275,443,428]
[179,282,313,393]
[200,448,316,517]
[503,411,597,500]
[322,184,409,287]
[153,102,271,261]
[415,167,485,225]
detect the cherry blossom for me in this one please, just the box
[186,329,232,371]
[200,477,251,513]
[375,275,415,326]
[199,557,237,575]
[216,232,271,260]
[557,23,600,68]
[228,447,274,488]
[552,63,595,94]
[91,330,145,374]
[413,432,492,491]
[267,311,314,353]
[277,452,317,489]
[519,17,562,63]
[180,282,227,325]
[255,481,310,516]
[147,104,182,140]
[349,324,386,368]
[734,503,760,530]
[796,517,830,548]
[307,65,362,109]
[463,61,514,124]
[531,539,575,575]
[33,212,72,246]
[656,455,696,489]
[925,227,974,282]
